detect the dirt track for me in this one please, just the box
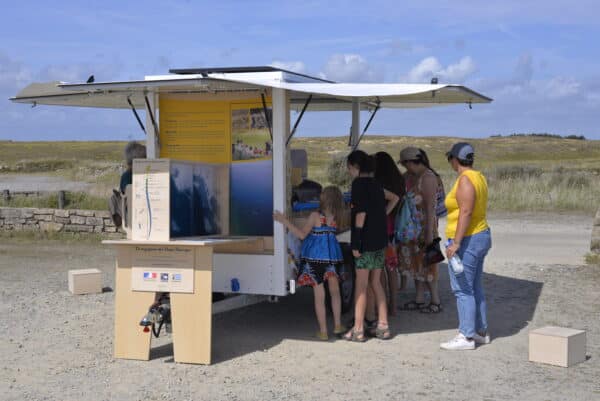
[1,213,598,401]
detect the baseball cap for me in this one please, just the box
[446,142,475,162]
[398,147,421,163]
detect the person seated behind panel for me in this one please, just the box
[109,141,146,228]
[120,141,147,194]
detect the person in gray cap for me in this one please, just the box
[397,147,444,314]
[440,142,492,350]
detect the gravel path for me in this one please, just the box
[0,213,598,401]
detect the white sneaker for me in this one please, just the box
[440,333,475,350]
[472,332,491,345]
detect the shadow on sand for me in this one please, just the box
[148,263,543,364]
[394,263,543,339]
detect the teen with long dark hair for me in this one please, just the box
[373,151,406,314]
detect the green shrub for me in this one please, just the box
[489,165,543,181]
[327,156,352,188]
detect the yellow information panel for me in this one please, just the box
[159,97,231,163]
[159,95,271,164]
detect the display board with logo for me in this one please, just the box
[130,245,195,293]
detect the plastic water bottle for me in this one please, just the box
[445,239,464,275]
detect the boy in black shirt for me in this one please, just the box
[344,150,399,342]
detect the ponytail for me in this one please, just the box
[417,148,440,177]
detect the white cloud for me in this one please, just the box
[0,52,32,93]
[320,54,382,82]
[544,76,581,99]
[405,56,476,83]
[270,60,306,74]
[512,53,533,84]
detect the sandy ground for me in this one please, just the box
[1,213,598,401]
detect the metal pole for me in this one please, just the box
[145,93,159,159]
[350,99,360,148]
[272,88,290,296]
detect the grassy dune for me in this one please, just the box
[1,136,599,212]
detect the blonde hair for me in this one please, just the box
[320,186,344,228]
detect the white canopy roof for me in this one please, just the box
[10,67,492,111]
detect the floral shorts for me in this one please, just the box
[355,249,385,270]
[297,262,338,287]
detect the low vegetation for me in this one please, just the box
[0,191,107,210]
[585,253,600,266]
[0,230,104,244]
[1,136,599,213]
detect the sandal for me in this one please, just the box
[343,328,367,342]
[375,324,392,340]
[333,324,347,335]
[420,303,442,314]
[315,331,329,341]
[400,301,426,311]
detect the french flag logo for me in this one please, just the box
[143,272,157,280]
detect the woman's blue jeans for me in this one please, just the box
[448,229,492,338]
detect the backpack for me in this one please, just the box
[395,191,422,243]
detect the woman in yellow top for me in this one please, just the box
[440,142,492,351]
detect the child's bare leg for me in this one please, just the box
[388,270,398,315]
[380,269,389,305]
[350,269,369,334]
[313,283,327,334]
[366,286,377,322]
[370,269,389,328]
[327,277,342,328]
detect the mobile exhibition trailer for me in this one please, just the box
[11,66,492,363]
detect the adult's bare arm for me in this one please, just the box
[383,188,400,216]
[420,173,438,245]
[447,175,475,258]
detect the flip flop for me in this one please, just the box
[315,331,329,341]
[400,301,426,311]
[333,324,347,335]
[420,303,442,314]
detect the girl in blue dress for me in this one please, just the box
[274,186,345,340]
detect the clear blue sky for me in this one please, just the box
[2,0,599,141]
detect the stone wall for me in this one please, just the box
[592,208,600,253]
[0,207,123,237]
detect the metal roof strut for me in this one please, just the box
[286,94,312,146]
[127,96,146,134]
[144,94,160,147]
[352,99,381,151]
[261,93,273,140]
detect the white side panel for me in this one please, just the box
[271,88,290,296]
[212,254,275,295]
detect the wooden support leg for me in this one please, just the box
[113,246,154,360]
[170,247,213,364]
